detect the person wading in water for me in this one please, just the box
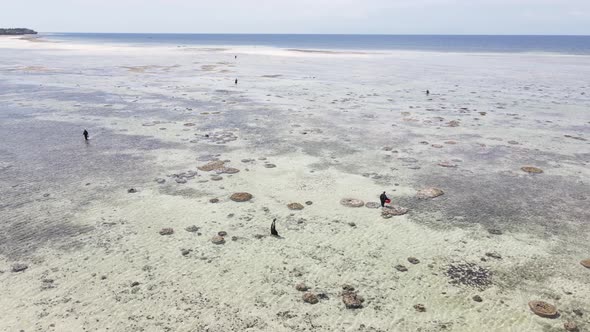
[380,191,390,207]
[83,129,89,141]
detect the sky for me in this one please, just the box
[2,0,589,35]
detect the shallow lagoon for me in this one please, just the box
[0,37,589,331]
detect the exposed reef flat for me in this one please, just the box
[0,37,588,332]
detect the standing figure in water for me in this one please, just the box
[235,78,238,85]
[426,89,430,96]
[83,129,89,141]
[380,191,389,207]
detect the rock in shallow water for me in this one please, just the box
[413,304,426,312]
[485,252,502,260]
[521,166,543,174]
[395,265,408,272]
[381,206,409,218]
[488,229,503,235]
[185,225,199,232]
[528,300,558,318]
[365,202,381,209]
[446,262,492,290]
[340,198,364,207]
[211,235,225,245]
[564,321,578,331]
[222,167,240,174]
[408,257,420,264]
[198,160,225,171]
[342,291,364,309]
[580,259,590,268]
[159,228,174,236]
[11,263,28,272]
[416,187,444,199]
[287,203,304,210]
[295,283,309,291]
[230,192,253,202]
[302,292,319,304]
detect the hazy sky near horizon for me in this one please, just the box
[2,0,589,35]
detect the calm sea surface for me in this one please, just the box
[42,33,590,55]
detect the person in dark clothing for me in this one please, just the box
[426,89,430,96]
[380,191,389,207]
[235,78,238,85]
[83,129,89,140]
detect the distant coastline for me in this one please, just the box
[0,28,38,35]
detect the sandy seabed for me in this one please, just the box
[0,36,589,332]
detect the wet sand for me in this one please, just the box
[0,36,589,332]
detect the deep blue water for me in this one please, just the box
[43,33,590,55]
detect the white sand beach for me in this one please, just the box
[0,36,589,332]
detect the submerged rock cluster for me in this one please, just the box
[445,262,492,290]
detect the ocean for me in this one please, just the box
[42,33,590,55]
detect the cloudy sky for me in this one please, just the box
[2,0,589,34]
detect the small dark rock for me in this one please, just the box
[302,292,319,304]
[472,295,483,302]
[342,285,355,292]
[209,198,219,203]
[408,257,420,264]
[342,291,364,309]
[413,304,426,312]
[131,281,140,287]
[180,249,191,256]
[305,201,313,205]
[185,225,199,233]
[218,231,228,237]
[230,192,253,202]
[485,252,502,259]
[159,228,174,236]
[287,202,304,210]
[564,321,578,332]
[395,265,408,272]
[295,283,309,291]
[11,263,28,272]
[211,235,225,244]
[127,188,138,193]
[488,229,503,235]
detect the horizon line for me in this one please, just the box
[39,32,590,37]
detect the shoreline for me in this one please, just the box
[2,34,590,58]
